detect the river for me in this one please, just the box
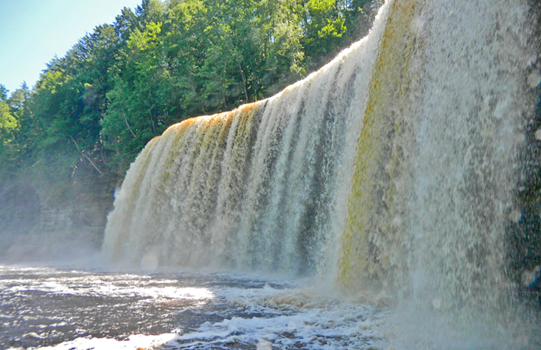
[0,261,387,350]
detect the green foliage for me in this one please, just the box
[0,84,19,136]
[0,102,18,134]
[0,85,25,179]
[0,0,379,206]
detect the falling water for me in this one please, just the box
[339,0,539,309]
[102,0,540,344]
[102,0,392,274]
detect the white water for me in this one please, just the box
[0,265,387,350]
[96,0,541,348]
[405,0,533,307]
[104,0,537,294]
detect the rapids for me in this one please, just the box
[0,264,387,350]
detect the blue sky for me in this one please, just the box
[0,0,143,94]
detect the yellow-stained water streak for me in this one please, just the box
[338,0,419,292]
[212,103,264,262]
[102,103,263,267]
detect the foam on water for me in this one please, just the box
[0,266,388,350]
[27,334,179,350]
[2,261,540,349]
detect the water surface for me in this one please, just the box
[0,264,386,349]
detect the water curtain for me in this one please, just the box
[103,0,539,309]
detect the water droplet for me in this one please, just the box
[509,210,521,223]
[391,216,402,228]
[527,71,541,88]
[432,297,442,310]
[535,129,541,140]
[521,269,536,287]
[411,17,425,34]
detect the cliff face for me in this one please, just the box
[0,166,117,261]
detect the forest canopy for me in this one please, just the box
[0,0,380,210]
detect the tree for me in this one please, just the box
[0,84,24,178]
[0,84,19,142]
[1,0,380,210]
[0,101,17,135]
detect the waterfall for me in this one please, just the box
[103,0,539,311]
[337,0,539,311]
